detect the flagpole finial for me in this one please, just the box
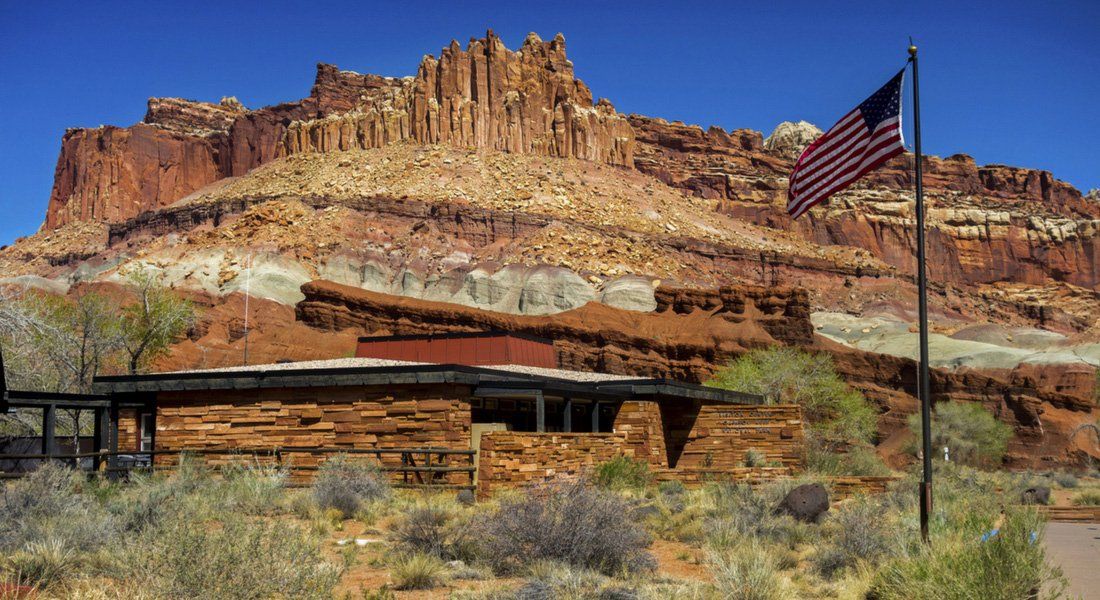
[908,44,918,57]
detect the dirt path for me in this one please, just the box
[1044,522,1100,599]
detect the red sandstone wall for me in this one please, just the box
[117,408,140,452]
[674,404,804,471]
[477,431,629,498]
[612,401,669,468]
[153,384,473,482]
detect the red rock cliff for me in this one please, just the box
[43,31,634,230]
[280,32,634,166]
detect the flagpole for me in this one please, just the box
[909,42,934,543]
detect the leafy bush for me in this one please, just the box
[390,553,447,591]
[311,455,390,518]
[909,401,1012,468]
[593,456,652,492]
[709,541,792,600]
[392,505,477,561]
[1072,490,1100,506]
[869,507,1063,600]
[707,347,877,447]
[134,512,340,599]
[476,479,655,575]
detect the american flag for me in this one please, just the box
[787,69,906,219]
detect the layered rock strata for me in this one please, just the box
[44,31,633,229]
[296,280,1099,468]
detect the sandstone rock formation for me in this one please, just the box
[283,33,634,167]
[44,31,634,229]
[764,121,822,159]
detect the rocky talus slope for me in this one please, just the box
[3,30,1097,467]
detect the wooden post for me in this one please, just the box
[41,404,58,458]
[93,407,108,471]
[535,390,546,433]
[107,398,120,481]
[591,401,601,432]
[563,397,572,433]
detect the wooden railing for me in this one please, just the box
[0,446,478,491]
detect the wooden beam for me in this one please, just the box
[563,397,572,433]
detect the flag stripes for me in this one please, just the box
[786,69,907,219]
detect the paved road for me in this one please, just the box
[1045,522,1100,599]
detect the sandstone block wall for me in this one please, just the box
[477,431,629,498]
[673,404,804,471]
[611,401,669,468]
[152,384,473,480]
[118,408,140,452]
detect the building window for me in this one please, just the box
[139,412,154,452]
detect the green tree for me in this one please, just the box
[120,270,196,374]
[707,346,878,447]
[908,401,1012,468]
[0,288,123,437]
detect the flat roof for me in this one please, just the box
[93,359,762,405]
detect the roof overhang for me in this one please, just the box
[93,363,762,405]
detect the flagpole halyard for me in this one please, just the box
[908,42,935,544]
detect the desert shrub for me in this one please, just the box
[806,444,891,477]
[657,480,685,497]
[476,479,655,576]
[593,456,652,491]
[392,505,477,561]
[909,401,1012,468]
[742,448,767,468]
[390,553,447,590]
[0,463,119,556]
[813,500,895,578]
[869,507,1063,600]
[646,495,706,544]
[513,561,630,599]
[311,455,390,518]
[1072,490,1100,506]
[707,347,877,447]
[709,541,792,600]
[133,512,340,599]
[2,538,76,589]
[212,460,288,515]
[701,481,814,550]
[1051,471,1079,489]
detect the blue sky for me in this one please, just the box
[1,0,1097,246]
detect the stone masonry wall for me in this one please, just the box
[477,431,629,499]
[118,409,140,452]
[675,404,804,471]
[153,384,473,482]
[612,401,669,468]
